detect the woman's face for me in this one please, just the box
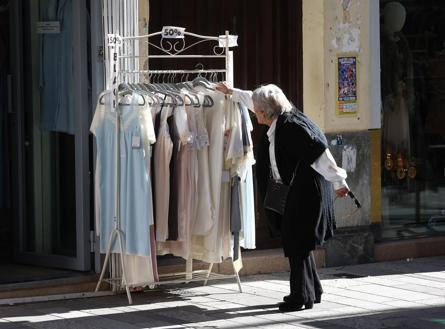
[254,104,268,126]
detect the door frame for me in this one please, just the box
[10,0,92,271]
[90,0,105,273]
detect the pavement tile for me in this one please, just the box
[242,280,289,294]
[135,323,186,329]
[80,307,126,316]
[320,278,367,288]
[254,311,306,323]
[193,301,245,311]
[354,275,407,287]
[50,310,95,320]
[295,321,353,329]
[305,301,348,310]
[296,320,356,329]
[394,274,445,288]
[321,316,404,329]
[292,306,367,320]
[39,317,140,329]
[27,307,69,315]
[346,284,435,301]
[406,320,445,329]
[324,288,394,303]
[217,314,277,327]
[127,300,190,311]
[381,300,426,308]
[0,307,44,318]
[392,283,445,297]
[223,284,285,301]
[197,321,259,329]
[321,295,390,311]
[209,293,277,306]
[206,303,279,321]
[149,308,220,326]
[174,286,232,296]
[415,297,445,306]
[256,322,301,328]
[180,296,217,304]
[263,277,289,284]
[105,306,188,325]
[0,324,31,329]
[2,314,61,324]
[415,272,445,282]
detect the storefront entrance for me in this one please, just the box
[6,0,101,276]
[380,0,445,239]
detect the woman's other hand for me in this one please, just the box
[216,82,233,95]
[335,187,349,198]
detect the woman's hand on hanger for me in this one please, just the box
[216,82,233,95]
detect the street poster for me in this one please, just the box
[336,55,358,115]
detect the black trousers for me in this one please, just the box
[288,251,323,304]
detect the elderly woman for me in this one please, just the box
[216,82,349,312]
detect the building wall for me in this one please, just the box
[303,0,380,132]
[303,0,381,265]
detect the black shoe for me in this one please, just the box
[283,294,321,304]
[278,301,314,312]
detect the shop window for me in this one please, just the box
[380,0,445,239]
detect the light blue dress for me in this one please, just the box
[40,0,75,134]
[91,93,154,256]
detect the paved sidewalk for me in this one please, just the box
[0,256,444,329]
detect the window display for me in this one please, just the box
[380,0,445,238]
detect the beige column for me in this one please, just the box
[303,0,379,133]
[302,0,326,130]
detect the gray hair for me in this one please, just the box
[252,84,293,119]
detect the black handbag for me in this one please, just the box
[263,162,300,216]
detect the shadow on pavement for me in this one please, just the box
[0,288,444,329]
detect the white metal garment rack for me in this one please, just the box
[95,27,242,305]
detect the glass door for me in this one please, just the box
[10,0,92,270]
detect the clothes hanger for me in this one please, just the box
[173,72,201,107]
[191,64,215,91]
[118,83,146,106]
[153,73,193,107]
[189,72,214,107]
[130,83,160,106]
[98,83,137,105]
[192,75,215,91]
[147,81,183,106]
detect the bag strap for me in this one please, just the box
[270,160,300,186]
[288,161,300,187]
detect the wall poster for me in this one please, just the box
[336,55,358,115]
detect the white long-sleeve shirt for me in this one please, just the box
[232,88,348,190]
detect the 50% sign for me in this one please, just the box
[107,34,123,48]
[162,26,185,39]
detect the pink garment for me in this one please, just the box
[153,107,173,242]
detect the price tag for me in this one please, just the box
[218,35,238,48]
[36,21,60,34]
[132,135,141,149]
[221,171,231,183]
[162,26,185,39]
[107,34,122,47]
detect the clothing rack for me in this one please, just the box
[95,27,242,305]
